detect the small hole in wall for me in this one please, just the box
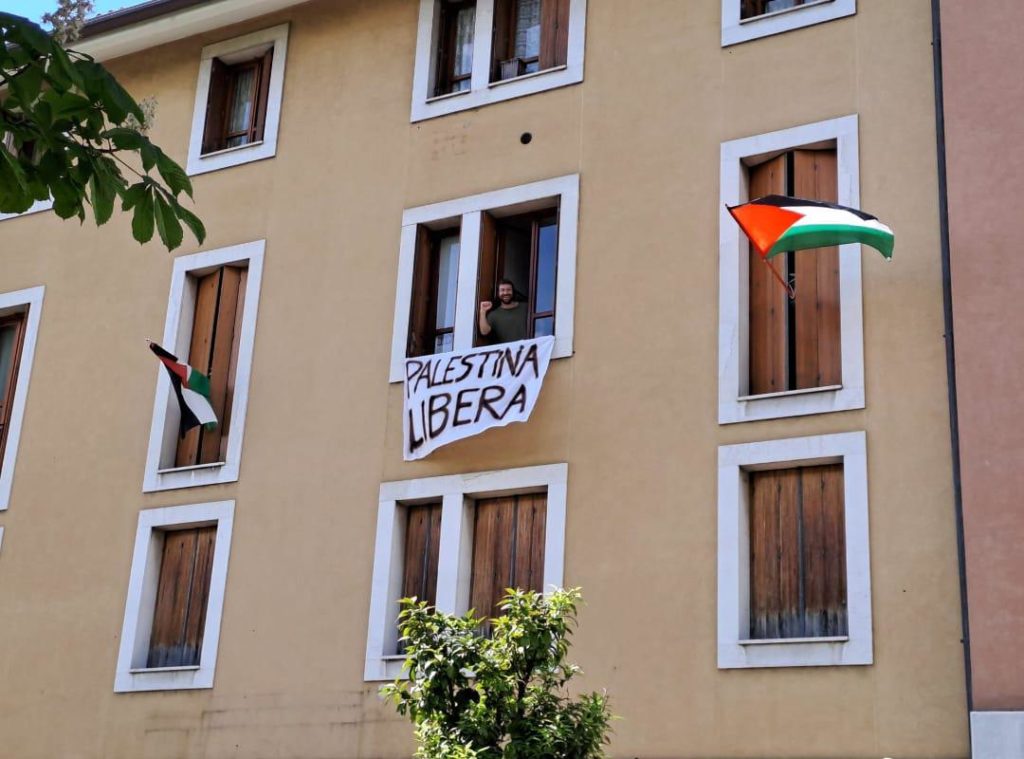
[520,132,533,145]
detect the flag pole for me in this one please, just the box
[763,257,795,299]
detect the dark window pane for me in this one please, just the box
[453,6,475,79]
[535,222,557,313]
[0,325,17,402]
[225,67,256,144]
[514,0,541,62]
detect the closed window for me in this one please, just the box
[408,228,461,357]
[748,464,846,639]
[469,493,546,633]
[0,312,27,470]
[747,148,840,395]
[147,526,217,668]
[202,51,274,154]
[435,0,477,96]
[402,502,443,607]
[722,0,856,47]
[740,0,809,19]
[490,0,569,81]
[175,265,248,468]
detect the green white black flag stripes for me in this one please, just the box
[148,342,217,437]
[728,195,895,260]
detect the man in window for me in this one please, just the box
[478,279,527,345]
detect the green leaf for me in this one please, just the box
[101,127,145,151]
[131,189,155,244]
[121,183,147,211]
[174,204,207,244]
[89,173,116,226]
[155,150,192,198]
[154,194,184,250]
[100,73,144,125]
[47,44,80,90]
[140,141,158,173]
[50,177,81,220]
[10,62,44,106]
[0,13,52,54]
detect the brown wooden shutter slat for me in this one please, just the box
[202,58,231,154]
[402,503,442,605]
[749,470,780,639]
[180,525,217,664]
[199,266,242,464]
[475,212,499,346]
[490,0,513,81]
[176,271,220,467]
[539,0,570,70]
[514,492,546,592]
[747,154,789,395]
[253,48,274,142]
[408,226,434,357]
[793,149,841,389]
[219,267,248,462]
[800,464,847,636]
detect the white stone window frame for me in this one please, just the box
[721,0,855,47]
[388,174,579,383]
[114,500,235,693]
[185,24,290,176]
[365,463,568,682]
[718,114,864,424]
[0,285,45,512]
[0,199,54,223]
[410,0,588,122]
[142,241,264,493]
[717,431,872,669]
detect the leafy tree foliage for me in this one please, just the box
[383,588,613,759]
[0,11,204,250]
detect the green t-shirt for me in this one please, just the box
[486,302,528,344]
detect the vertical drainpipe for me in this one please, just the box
[931,0,974,722]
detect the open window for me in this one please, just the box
[186,25,289,175]
[718,432,871,669]
[0,286,44,512]
[722,0,856,46]
[411,0,586,121]
[390,175,578,381]
[143,242,264,492]
[718,115,863,423]
[365,464,567,680]
[114,501,234,692]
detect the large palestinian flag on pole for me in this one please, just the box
[728,195,894,260]
[148,342,217,437]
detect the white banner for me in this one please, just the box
[403,336,555,461]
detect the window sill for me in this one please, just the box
[737,384,842,402]
[129,665,201,673]
[487,64,567,89]
[157,462,225,475]
[198,140,265,159]
[426,89,471,104]
[738,0,834,25]
[739,636,849,646]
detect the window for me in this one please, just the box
[390,175,578,382]
[365,464,567,681]
[143,241,264,492]
[0,286,44,512]
[114,500,234,692]
[717,432,871,669]
[722,0,855,46]
[186,25,289,175]
[410,0,586,121]
[747,149,840,395]
[718,115,864,423]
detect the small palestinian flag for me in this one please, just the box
[148,342,217,437]
[728,195,894,260]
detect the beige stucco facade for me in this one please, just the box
[0,1,967,757]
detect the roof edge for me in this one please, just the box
[75,0,309,61]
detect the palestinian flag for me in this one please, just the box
[148,342,217,437]
[728,195,894,260]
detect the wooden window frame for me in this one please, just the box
[114,500,235,693]
[434,0,477,96]
[407,226,462,358]
[0,312,28,471]
[489,0,569,83]
[718,115,864,424]
[202,53,273,155]
[411,0,587,122]
[717,432,872,669]
[722,0,855,46]
[390,174,579,382]
[143,242,265,493]
[0,286,44,512]
[365,464,567,681]
[186,24,289,176]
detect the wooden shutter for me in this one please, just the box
[748,154,789,395]
[202,58,231,154]
[491,0,513,80]
[749,465,846,639]
[469,493,546,632]
[792,149,841,389]
[539,0,570,70]
[407,226,435,357]
[253,48,275,142]
[0,313,27,468]
[147,525,217,668]
[402,503,442,605]
[175,266,244,467]
[475,212,499,346]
